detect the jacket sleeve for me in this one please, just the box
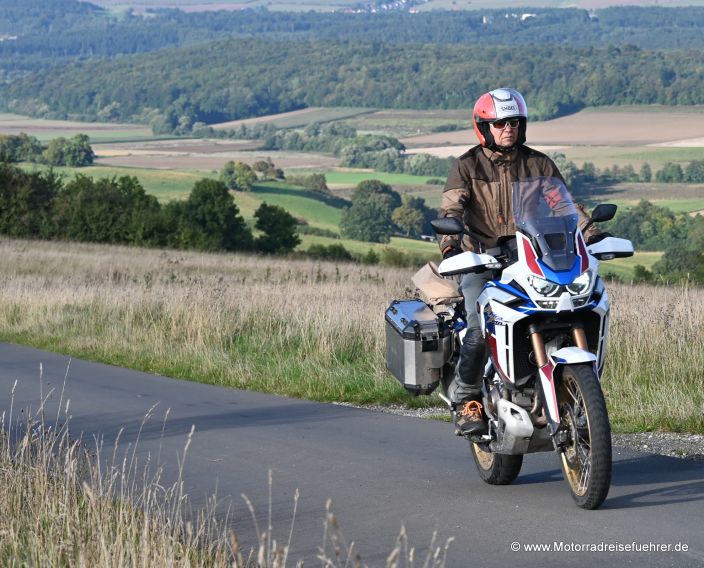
[575,203,602,241]
[439,159,472,253]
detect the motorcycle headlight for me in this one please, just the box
[528,275,560,296]
[567,270,593,296]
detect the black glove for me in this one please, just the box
[587,232,613,245]
[442,247,461,259]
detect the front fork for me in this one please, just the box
[529,325,590,438]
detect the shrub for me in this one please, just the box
[306,243,353,261]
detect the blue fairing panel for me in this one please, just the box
[489,281,532,302]
[537,257,581,285]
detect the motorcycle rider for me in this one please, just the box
[439,88,602,436]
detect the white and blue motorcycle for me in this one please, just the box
[386,176,633,509]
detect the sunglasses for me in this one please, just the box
[491,118,520,130]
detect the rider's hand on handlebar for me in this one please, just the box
[587,232,613,245]
[442,246,461,259]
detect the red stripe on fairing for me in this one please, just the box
[488,334,509,382]
[577,232,589,273]
[521,235,544,277]
[540,361,560,420]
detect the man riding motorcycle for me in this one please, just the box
[438,88,603,436]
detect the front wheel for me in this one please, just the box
[558,364,612,510]
[470,442,523,485]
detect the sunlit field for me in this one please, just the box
[0,238,700,433]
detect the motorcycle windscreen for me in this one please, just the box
[512,176,579,273]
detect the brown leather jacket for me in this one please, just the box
[439,144,600,253]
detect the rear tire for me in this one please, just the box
[470,442,523,485]
[558,364,612,510]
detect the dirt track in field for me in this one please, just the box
[210,108,323,130]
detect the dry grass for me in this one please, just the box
[0,238,701,432]
[0,389,240,566]
[605,283,704,432]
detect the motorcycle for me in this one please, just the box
[385,176,634,509]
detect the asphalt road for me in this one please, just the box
[1,342,703,568]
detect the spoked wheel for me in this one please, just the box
[558,364,612,509]
[470,442,523,485]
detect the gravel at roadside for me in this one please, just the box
[334,402,704,460]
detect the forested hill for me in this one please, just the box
[2,38,702,127]
[6,2,704,72]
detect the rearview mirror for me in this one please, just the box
[583,203,617,232]
[590,203,617,224]
[431,217,464,236]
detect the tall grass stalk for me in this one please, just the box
[0,238,701,431]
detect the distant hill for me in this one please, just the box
[2,37,703,129]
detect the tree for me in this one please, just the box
[655,162,684,183]
[220,160,256,191]
[340,199,396,243]
[63,134,95,167]
[42,135,94,167]
[253,158,281,180]
[549,152,580,188]
[42,137,68,166]
[53,175,162,244]
[254,202,300,254]
[392,195,435,237]
[639,162,652,182]
[392,203,424,237]
[685,160,704,183]
[340,179,401,243]
[0,134,42,163]
[350,179,401,216]
[0,163,59,238]
[305,173,328,192]
[166,178,252,251]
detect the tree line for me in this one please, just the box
[550,153,704,191]
[0,162,299,255]
[3,38,704,131]
[0,133,94,167]
[263,123,453,178]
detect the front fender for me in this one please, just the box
[549,346,597,366]
[539,348,598,435]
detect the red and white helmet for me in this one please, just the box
[472,88,528,150]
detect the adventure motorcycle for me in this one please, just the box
[385,176,634,509]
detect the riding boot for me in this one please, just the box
[451,326,488,436]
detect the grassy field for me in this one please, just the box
[0,238,700,433]
[0,113,154,143]
[344,109,469,139]
[299,233,438,258]
[599,252,662,280]
[249,182,344,230]
[562,146,704,171]
[323,170,436,187]
[210,107,376,130]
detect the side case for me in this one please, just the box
[385,299,452,395]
